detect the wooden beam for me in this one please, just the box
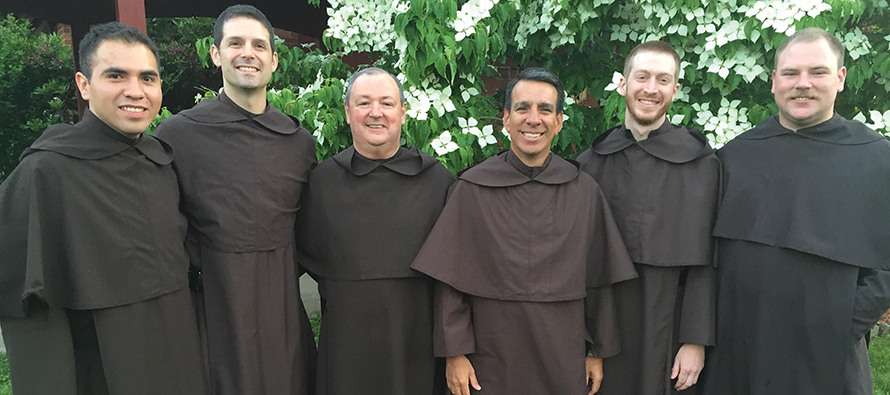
[114,0,147,33]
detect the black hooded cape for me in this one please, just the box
[702,114,890,395]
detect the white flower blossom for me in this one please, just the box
[604,72,623,92]
[431,131,460,155]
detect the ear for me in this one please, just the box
[669,82,680,103]
[618,75,627,96]
[837,66,846,92]
[770,69,777,95]
[75,72,91,101]
[271,52,279,73]
[344,103,352,125]
[502,108,510,128]
[554,112,563,135]
[399,102,407,125]
[210,45,222,67]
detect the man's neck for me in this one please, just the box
[224,85,267,115]
[624,113,666,141]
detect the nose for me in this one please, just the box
[369,102,383,117]
[525,108,542,125]
[240,45,254,59]
[795,73,813,89]
[643,77,658,92]
[123,77,145,99]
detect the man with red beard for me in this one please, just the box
[701,28,890,395]
[576,41,720,394]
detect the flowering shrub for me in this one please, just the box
[159,0,890,171]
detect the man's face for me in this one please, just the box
[345,73,406,159]
[75,40,162,138]
[503,80,563,166]
[211,16,278,94]
[620,51,679,127]
[772,39,846,131]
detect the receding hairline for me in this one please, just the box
[774,28,845,70]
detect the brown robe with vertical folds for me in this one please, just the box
[295,145,454,395]
[701,114,890,395]
[0,109,206,395]
[411,150,637,395]
[576,121,719,395]
[154,92,318,395]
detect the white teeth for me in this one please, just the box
[522,132,543,138]
[368,125,383,128]
[237,66,258,72]
[640,100,656,105]
[793,97,811,101]
[121,107,145,112]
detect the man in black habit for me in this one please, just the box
[576,41,719,394]
[0,22,206,394]
[411,67,637,395]
[153,5,317,395]
[700,27,890,395]
[295,67,453,395]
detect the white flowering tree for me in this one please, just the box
[182,0,890,172]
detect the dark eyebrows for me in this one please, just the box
[511,100,556,111]
[100,67,159,78]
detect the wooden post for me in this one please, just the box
[114,0,147,33]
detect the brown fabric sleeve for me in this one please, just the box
[433,282,476,357]
[678,264,717,346]
[585,285,620,358]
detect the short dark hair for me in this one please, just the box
[504,67,565,113]
[775,27,845,70]
[78,22,159,79]
[214,4,275,47]
[624,41,681,81]
[344,67,405,105]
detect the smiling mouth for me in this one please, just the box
[521,132,544,138]
[792,97,815,101]
[121,106,146,113]
[638,99,659,105]
[236,65,259,72]
[367,125,385,129]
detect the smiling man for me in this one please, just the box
[576,41,720,395]
[153,5,317,395]
[701,28,890,395]
[295,67,453,395]
[411,67,637,395]
[0,22,206,394]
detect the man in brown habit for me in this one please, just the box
[0,22,206,394]
[295,67,453,395]
[701,28,890,395]
[153,5,317,394]
[576,41,719,394]
[411,67,637,395]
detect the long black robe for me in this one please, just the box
[154,92,318,395]
[295,146,454,395]
[576,121,719,395]
[0,109,206,395]
[411,150,637,395]
[701,114,890,395]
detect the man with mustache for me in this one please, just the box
[576,41,720,394]
[0,22,206,394]
[701,27,890,395]
[412,67,637,395]
[153,5,317,394]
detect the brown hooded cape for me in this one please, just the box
[701,115,890,395]
[0,109,206,395]
[154,92,317,395]
[296,145,453,395]
[576,121,720,395]
[411,150,637,395]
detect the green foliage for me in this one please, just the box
[873,335,890,395]
[0,14,77,183]
[1,352,10,395]
[147,18,221,113]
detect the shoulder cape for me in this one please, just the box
[576,122,720,267]
[296,146,454,280]
[0,110,188,318]
[713,114,890,270]
[411,151,637,302]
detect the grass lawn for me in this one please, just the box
[0,332,888,394]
